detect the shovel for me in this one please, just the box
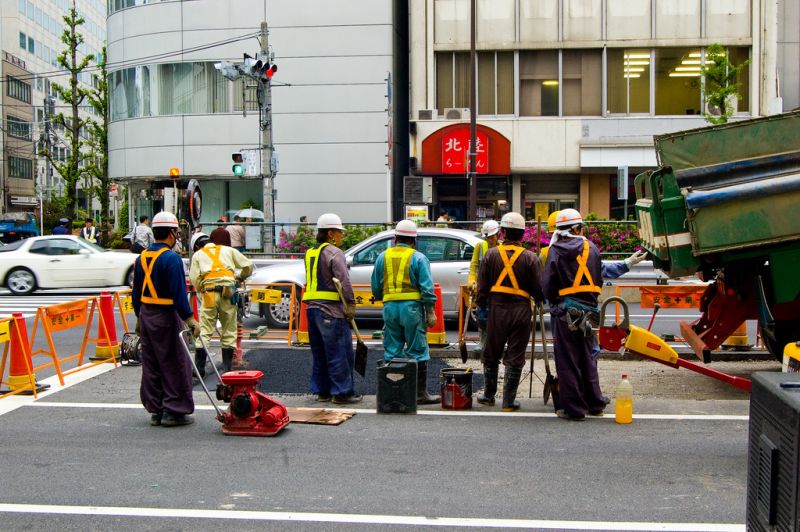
[458,287,473,363]
[332,277,368,377]
[539,304,559,408]
[178,329,225,422]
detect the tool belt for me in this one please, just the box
[201,283,236,305]
[562,298,599,338]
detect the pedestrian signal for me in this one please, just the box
[232,153,244,176]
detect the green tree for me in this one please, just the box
[702,44,750,125]
[86,45,109,224]
[39,1,93,219]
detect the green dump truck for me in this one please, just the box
[635,111,800,361]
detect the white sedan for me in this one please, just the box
[0,236,138,295]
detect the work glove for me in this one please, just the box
[344,303,357,321]
[624,250,647,268]
[425,306,437,328]
[184,317,201,338]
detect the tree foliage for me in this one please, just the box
[86,45,109,223]
[702,44,750,125]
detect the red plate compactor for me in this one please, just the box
[180,331,289,436]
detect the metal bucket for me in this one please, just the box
[440,368,472,410]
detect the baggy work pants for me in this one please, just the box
[482,298,531,370]
[307,307,356,397]
[139,305,194,416]
[550,308,606,417]
[382,300,429,362]
[199,289,238,349]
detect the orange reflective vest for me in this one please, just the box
[490,244,531,299]
[302,243,340,301]
[382,246,421,302]
[140,247,173,305]
[200,245,236,282]
[558,240,601,297]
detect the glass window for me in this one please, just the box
[352,238,390,265]
[19,0,25,14]
[35,6,42,26]
[655,48,702,115]
[607,49,650,114]
[8,116,32,140]
[477,52,513,115]
[520,50,558,117]
[28,36,34,53]
[8,157,33,179]
[435,52,470,113]
[47,239,82,255]
[29,241,49,255]
[417,237,469,262]
[727,47,750,113]
[19,32,26,49]
[562,49,602,115]
[27,1,33,19]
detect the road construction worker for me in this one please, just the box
[303,213,361,405]
[542,208,607,421]
[371,219,440,404]
[80,218,97,243]
[189,231,253,374]
[476,212,544,411]
[468,219,500,356]
[132,211,202,427]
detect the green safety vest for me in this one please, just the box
[302,243,340,301]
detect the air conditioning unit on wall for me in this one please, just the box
[404,176,434,204]
[444,107,470,120]
[417,109,437,120]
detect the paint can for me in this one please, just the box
[440,368,472,410]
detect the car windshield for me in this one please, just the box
[0,240,23,252]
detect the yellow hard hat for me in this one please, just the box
[547,211,559,231]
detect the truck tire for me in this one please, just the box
[6,268,36,295]
[761,320,800,362]
[259,285,300,330]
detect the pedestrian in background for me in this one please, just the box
[132,211,202,427]
[210,217,231,247]
[131,215,154,254]
[476,212,543,411]
[542,208,607,421]
[303,213,360,404]
[52,218,69,235]
[371,219,440,404]
[227,216,246,252]
[436,210,449,227]
[80,218,97,243]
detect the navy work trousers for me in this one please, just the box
[307,307,356,397]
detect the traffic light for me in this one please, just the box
[232,153,244,176]
[262,62,277,81]
[214,61,241,81]
[241,54,263,78]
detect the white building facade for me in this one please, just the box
[106,0,397,227]
[407,0,788,221]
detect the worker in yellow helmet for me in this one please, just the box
[468,219,500,356]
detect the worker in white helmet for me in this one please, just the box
[132,211,202,427]
[189,231,253,375]
[303,213,361,404]
[468,219,501,356]
[476,212,544,412]
[542,208,607,421]
[371,219,440,404]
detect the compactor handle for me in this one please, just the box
[599,296,630,331]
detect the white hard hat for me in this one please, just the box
[316,213,344,231]
[151,211,179,229]
[500,212,525,230]
[190,232,209,251]
[481,219,500,237]
[395,219,418,238]
[555,208,583,229]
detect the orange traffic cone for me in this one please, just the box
[93,292,120,361]
[295,286,309,345]
[1,313,48,395]
[722,322,751,350]
[426,283,448,347]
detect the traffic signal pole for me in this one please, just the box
[259,21,275,254]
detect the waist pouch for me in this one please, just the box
[562,298,599,336]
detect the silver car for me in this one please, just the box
[249,227,483,328]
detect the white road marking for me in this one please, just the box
[26,401,749,421]
[0,502,745,531]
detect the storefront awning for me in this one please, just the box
[421,124,510,176]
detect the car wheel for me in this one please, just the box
[6,268,36,295]
[262,285,300,329]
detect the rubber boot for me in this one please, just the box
[221,347,234,373]
[501,367,522,412]
[194,348,208,378]
[477,364,498,406]
[416,361,440,405]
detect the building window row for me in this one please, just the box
[19,1,105,61]
[7,75,32,104]
[8,156,34,180]
[435,0,751,44]
[109,62,260,121]
[435,46,750,117]
[7,116,33,140]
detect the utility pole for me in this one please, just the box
[467,0,477,224]
[259,21,275,254]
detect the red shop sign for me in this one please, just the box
[442,129,489,175]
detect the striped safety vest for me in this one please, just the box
[140,247,173,305]
[382,246,421,302]
[200,245,235,282]
[302,243,340,301]
[490,244,531,299]
[558,240,601,297]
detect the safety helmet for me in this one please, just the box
[481,219,500,237]
[555,208,583,229]
[190,232,209,251]
[151,211,179,229]
[500,212,525,230]
[316,213,345,231]
[395,219,418,238]
[547,211,559,231]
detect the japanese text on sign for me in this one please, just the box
[353,290,383,308]
[46,301,88,332]
[639,286,706,309]
[121,296,134,314]
[442,130,489,175]
[251,289,282,304]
